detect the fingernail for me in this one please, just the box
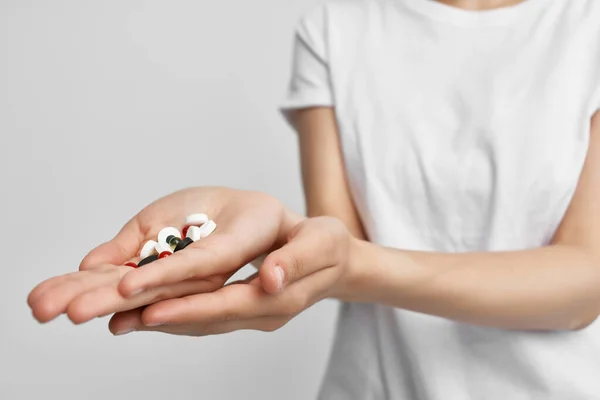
[130,288,144,297]
[114,328,135,336]
[274,265,285,293]
[145,321,164,327]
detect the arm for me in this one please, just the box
[82,115,600,336]
[250,106,364,270]
[289,107,366,239]
[340,111,600,332]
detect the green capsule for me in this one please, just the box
[166,235,182,247]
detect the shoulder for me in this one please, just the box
[294,0,380,57]
[296,0,373,36]
[553,0,600,27]
[551,0,600,71]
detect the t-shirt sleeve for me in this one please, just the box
[279,6,333,121]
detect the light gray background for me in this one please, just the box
[0,1,339,399]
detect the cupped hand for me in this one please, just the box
[27,187,303,325]
[107,216,355,336]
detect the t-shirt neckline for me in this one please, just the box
[400,0,550,27]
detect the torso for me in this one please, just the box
[303,0,600,398]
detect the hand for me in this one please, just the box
[27,186,302,325]
[108,216,354,336]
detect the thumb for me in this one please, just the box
[79,217,144,270]
[259,217,344,294]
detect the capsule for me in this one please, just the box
[138,254,159,267]
[186,225,202,241]
[140,240,158,258]
[174,237,194,252]
[158,251,172,259]
[197,220,217,238]
[155,241,172,255]
[166,235,182,249]
[158,227,181,247]
[185,213,208,226]
[124,262,138,268]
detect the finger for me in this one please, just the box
[66,277,227,325]
[141,317,288,336]
[117,233,247,297]
[79,217,145,271]
[110,308,286,336]
[28,255,141,315]
[109,308,143,335]
[28,271,83,308]
[29,256,140,311]
[139,268,337,328]
[259,218,343,294]
[29,266,127,323]
[138,283,279,327]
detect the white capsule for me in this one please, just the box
[140,240,158,258]
[158,227,181,246]
[155,241,172,254]
[186,225,202,241]
[185,213,208,226]
[197,219,217,238]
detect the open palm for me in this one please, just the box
[28,186,300,326]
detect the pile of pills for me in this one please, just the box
[124,213,217,268]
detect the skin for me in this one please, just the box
[28,188,304,329]
[436,0,528,10]
[27,0,600,335]
[27,108,600,335]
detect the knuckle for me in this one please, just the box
[287,256,304,282]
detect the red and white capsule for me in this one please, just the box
[197,219,217,238]
[186,225,202,241]
[185,213,208,226]
[140,240,158,258]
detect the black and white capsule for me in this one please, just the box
[138,254,159,267]
[174,237,194,252]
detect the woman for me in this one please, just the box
[28,0,600,398]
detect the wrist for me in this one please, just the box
[332,240,424,305]
[332,236,374,302]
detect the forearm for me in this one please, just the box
[341,239,600,331]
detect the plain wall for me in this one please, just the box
[0,1,339,399]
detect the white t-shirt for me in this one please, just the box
[281,0,600,399]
